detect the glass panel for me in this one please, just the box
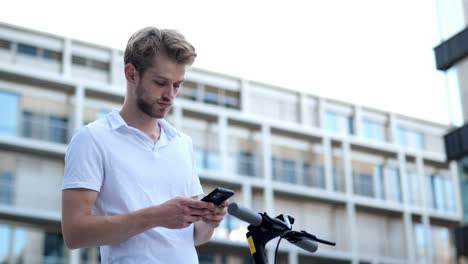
[397,127,406,146]
[0,171,13,205]
[332,153,345,192]
[90,60,109,71]
[48,115,68,143]
[43,233,65,264]
[325,111,337,131]
[430,174,445,210]
[0,224,11,262]
[43,49,62,61]
[0,91,18,136]
[352,161,375,197]
[238,151,256,177]
[198,253,214,264]
[71,55,87,66]
[97,109,111,119]
[0,39,11,50]
[387,167,401,202]
[17,43,38,56]
[414,223,427,263]
[81,247,100,264]
[363,119,384,141]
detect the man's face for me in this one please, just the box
[134,55,185,119]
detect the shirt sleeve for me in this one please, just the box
[62,126,104,191]
[187,136,204,197]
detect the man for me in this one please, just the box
[61,27,227,263]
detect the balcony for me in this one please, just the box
[272,158,325,188]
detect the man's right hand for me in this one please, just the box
[156,197,214,229]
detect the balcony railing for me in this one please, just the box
[21,112,68,144]
[272,158,325,188]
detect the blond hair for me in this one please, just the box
[124,27,196,74]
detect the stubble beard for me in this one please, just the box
[136,83,168,119]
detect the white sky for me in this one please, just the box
[1,0,450,124]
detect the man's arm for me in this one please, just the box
[193,198,228,246]
[62,189,212,249]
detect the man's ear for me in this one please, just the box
[124,63,138,84]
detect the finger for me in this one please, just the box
[219,200,230,208]
[189,208,211,217]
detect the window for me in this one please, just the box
[0,171,13,205]
[42,49,62,61]
[386,167,401,202]
[48,115,68,143]
[198,253,214,264]
[43,233,65,264]
[396,127,424,150]
[238,151,256,176]
[0,91,19,136]
[325,111,337,131]
[303,162,325,188]
[17,43,38,56]
[22,111,68,143]
[0,225,11,261]
[90,59,109,71]
[362,119,385,141]
[429,174,455,212]
[325,111,353,134]
[194,148,220,171]
[0,39,11,50]
[72,55,109,72]
[353,172,374,197]
[72,55,87,66]
[272,158,297,184]
[81,247,101,263]
[97,109,111,119]
[397,127,406,146]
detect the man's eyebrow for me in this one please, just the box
[152,75,185,83]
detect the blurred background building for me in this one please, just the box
[0,22,462,264]
[434,0,468,263]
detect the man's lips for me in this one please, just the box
[157,102,172,108]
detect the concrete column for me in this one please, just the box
[241,79,250,113]
[347,202,359,264]
[353,105,363,137]
[403,212,416,263]
[398,151,416,262]
[422,215,433,264]
[416,156,428,209]
[110,49,120,85]
[450,161,463,218]
[172,105,183,130]
[68,249,81,264]
[72,84,84,133]
[288,248,299,264]
[318,98,325,129]
[300,92,308,126]
[62,38,72,77]
[262,124,274,214]
[242,181,252,208]
[218,115,228,178]
[343,142,353,197]
[388,113,398,144]
[323,136,333,192]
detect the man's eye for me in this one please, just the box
[154,81,165,86]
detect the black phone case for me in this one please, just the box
[201,187,234,205]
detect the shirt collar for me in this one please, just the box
[107,110,181,139]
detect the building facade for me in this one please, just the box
[433,0,468,262]
[0,22,462,264]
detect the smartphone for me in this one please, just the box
[201,187,234,206]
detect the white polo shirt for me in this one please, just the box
[62,110,204,264]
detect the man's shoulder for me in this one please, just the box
[70,118,110,143]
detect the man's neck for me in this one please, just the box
[119,104,161,142]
